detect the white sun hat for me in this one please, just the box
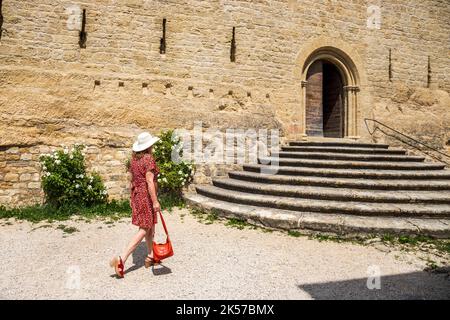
[132,132,160,152]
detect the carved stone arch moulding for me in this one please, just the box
[294,38,368,139]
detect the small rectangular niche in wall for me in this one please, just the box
[93,80,101,92]
[0,0,4,41]
[160,18,167,54]
[164,83,172,95]
[188,86,194,99]
[79,9,87,48]
[427,56,431,88]
[142,82,149,95]
[230,27,236,62]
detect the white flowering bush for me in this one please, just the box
[39,144,108,207]
[153,130,194,194]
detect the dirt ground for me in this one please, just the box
[0,208,449,300]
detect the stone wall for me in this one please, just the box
[0,143,131,207]
[371,84,450,162]
[0,0,449,206]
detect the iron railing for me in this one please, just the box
[364,118,450,166]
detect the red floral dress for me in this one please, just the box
[129,153,160,228]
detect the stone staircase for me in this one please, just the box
[184,139,450,238]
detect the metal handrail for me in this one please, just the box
[364,118,450,165]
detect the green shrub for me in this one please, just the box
[153,130,194,193]
[39,144,108,207]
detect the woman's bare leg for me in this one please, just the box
[121,227,148,265]
[145,226,155,257]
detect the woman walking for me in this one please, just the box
[110,132,161,278]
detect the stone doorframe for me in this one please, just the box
[294,40,365,140]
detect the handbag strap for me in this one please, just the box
[157,210,170,238]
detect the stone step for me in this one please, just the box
[184,193,450,238]
[258,157,445,170]
[281,146,407,155]
[243,164,450,179]
[212,178,450,204]
[228,171,450,191]
[289,141,389,149]
[195,185,450,217]
[273,151,425,162]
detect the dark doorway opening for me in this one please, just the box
[305,60,345,138]
[323,62,344,137]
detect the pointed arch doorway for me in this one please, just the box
[300,47,360,139]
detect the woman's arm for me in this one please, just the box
[146,171,161,213]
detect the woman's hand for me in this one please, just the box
[153,201,161,213]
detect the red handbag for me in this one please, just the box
[152,210,174,262]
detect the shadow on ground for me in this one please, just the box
[125,242,172,276]
[298,269,450,300]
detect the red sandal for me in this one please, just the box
[144,256,161,268]
[110,256,124,278]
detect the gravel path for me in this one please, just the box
[0,208,449,300]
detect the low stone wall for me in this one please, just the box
[0,144,131,208]
[0,129,273,207]
[0,145,43,206]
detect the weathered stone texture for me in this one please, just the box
[0,0,449,206]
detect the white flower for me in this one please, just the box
[87,185,92,190]
[163,177,167,182]
[79,174,84,179]
[157,178,161,182]
[102,190,107,195]
[153,145,157,150]
[75,184,80,189]
[69,154,73,159]
[42,166,47,171]
[178,170,183,174]
[64,148,69,154]
[45,172,51,177]
[55,159,61,165]
[184,173,188,177]
[171,145,175,150]
[90,176,94,182]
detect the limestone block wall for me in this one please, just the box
[0,0,449,206]
[0,144,131,207]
